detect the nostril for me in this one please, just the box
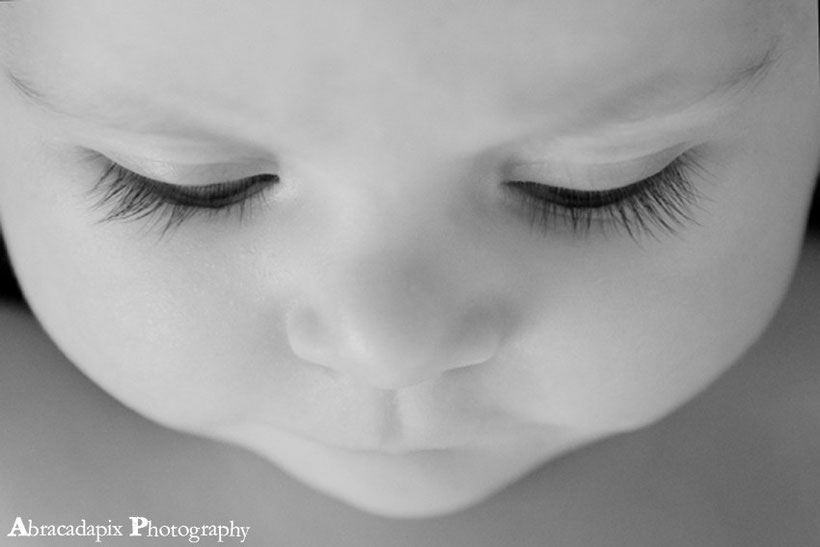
[285,307,334,368]
[450,312,502,368]
[457,332,499,369]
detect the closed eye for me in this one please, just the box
[503,153,706,239]
[90,158,280,235]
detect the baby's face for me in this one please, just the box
[0,0,818,516]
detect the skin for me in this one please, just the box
[0,0,817,518]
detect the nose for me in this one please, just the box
[286,252,501,389]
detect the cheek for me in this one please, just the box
[0,157,291,433]
[499,244,794,434]
[521,81,819,433]
[501,153,814,434]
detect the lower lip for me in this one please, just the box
[355,436,477,456]
[329,414,502,456]
[267,414,485,456]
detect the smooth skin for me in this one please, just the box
[1,239,819,545]
[0,0,818,522]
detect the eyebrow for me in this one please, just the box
[547,41,782,134]
[3,38,783,140]
[3,66,229,141]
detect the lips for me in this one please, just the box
[244,385,491,455]
[241,359,526,455]
[359,417,483,455]
[265,402,485,455]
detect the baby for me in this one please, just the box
[0,0,818,544]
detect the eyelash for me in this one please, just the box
[503,153,705,239]
[90,159,280,235]
[90,152,704,240]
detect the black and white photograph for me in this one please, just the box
[0,1,818,545]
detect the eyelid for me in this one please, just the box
[89,156,280,235]
[502,152,707,239]
[89,150,279,187]
[504,145,688,189]
[105,164,278,208]
[101,161,276,192]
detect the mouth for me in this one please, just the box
[230,370,525,457]
[353,429,480,455]
[281,413,485,456]
[239,397,488,457]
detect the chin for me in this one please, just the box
[328,471,507,519]
[218,422,589,518]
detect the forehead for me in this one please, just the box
[3,0,787,154]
